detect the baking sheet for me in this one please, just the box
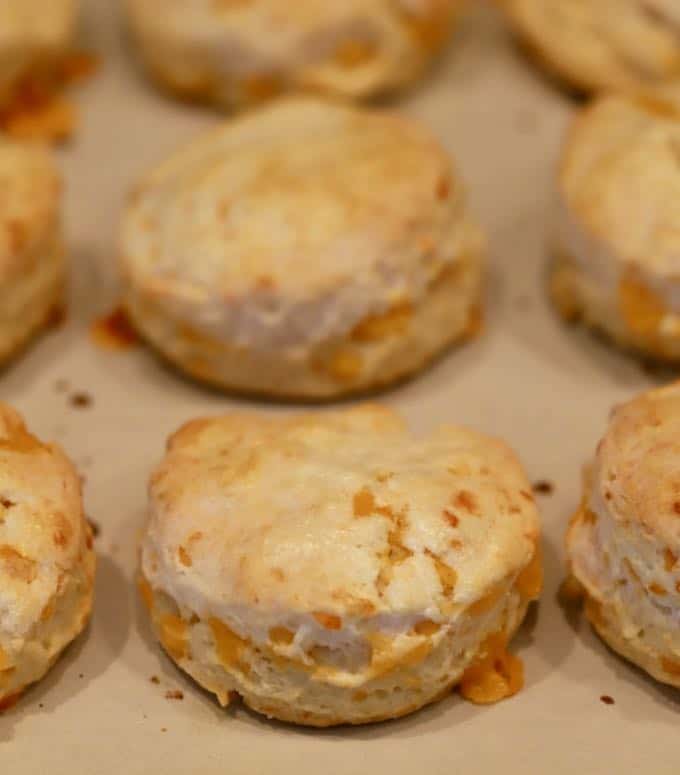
[3,1,679,772]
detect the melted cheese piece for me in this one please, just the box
[159,614,188,660]
[515,546,543,600]
[458,633,524,705]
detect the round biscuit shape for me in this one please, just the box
[0,403,95,710]
[568,382,680,688]
[140,404,541,726]
[125,0,463,108]
[499,0,680,94]
[550,89,680,362]
[121,98,485,399]
[0,140,64,366]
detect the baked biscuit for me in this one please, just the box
[0,404,95,711]
[550,89,680,362]
[499,0,680,94]
[139,405,542,727]
[125,0,462,108]
[567,382,680,687]
[0,141,64,366]
[121,98,485,400]
[0,1,80,141]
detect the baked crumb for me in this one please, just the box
[150,675,160,685]
[165,689,184,700]
[69,392,92,409]
[532,480,554,496]
[87,518,100,538]
[600,695,615,705]
[90,306,139,350]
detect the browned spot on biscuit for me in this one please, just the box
[664,549,677,572]
[178,546,192,567]
[312,612,342,630]
[353,488,376,517]
[519,490,534,503]
[53,512,73,548]
[443,509,459,527]
[450,539,463,550]
[436,176,450,200]
[0,545,37,583]
[412,619,440,636]
[661,656,680,677]
[271,568,285,582]
[649,582,667,596]
[674,502,680,516]
[582,508,598,525]
[454,490,479,515]
[90,306,139,350]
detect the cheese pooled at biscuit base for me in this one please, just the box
[139,405,542,727]
[125,0,463,108]
[567,382,680,687]
[121,98,485,399]
[499,0,680,94]
[0,404,95,711]
[0,140,64,366]
[550,88,680,362]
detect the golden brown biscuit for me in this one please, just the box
[499,0,680,94]
[121,98,485,399]
[567,382,680,687]
[0,404,95,710]
[550,88,680,362]
[140,405,542,726]
[0,140,64,366]
[125,0,463,108]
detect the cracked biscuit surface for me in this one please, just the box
[140,404,541,726]
[125,0,462,107]
[0,140,64,366]
[550,88,680,362]
[567,382,680,687]
[121,98,485,400]
[0,404,95,710]
[499,0,680,94]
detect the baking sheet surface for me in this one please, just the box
[3,1,678,773]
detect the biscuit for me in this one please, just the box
[0,1,79,141]
[0,404,95,711]
[550,89,680,362]
[125,0,462,108]
[567,382,680,687]
[0,141,64,366]
[121,98,485,400]
[499,0,680,94]
[139,405,541,726]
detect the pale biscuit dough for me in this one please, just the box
[0,141,64,367]
[567,382,680,687]
[0,1,78,108]
[550,89,680,362]
[121,98,485,399]
[0,404,95,710]
[125,0,463,108]
[499,0,680,94]
[140,405,541,726]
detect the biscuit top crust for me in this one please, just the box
[143,405,539,633]
[559,90,680,282]
[0,404,87,641]
[122,98,477,349]
[0,0,77,49]
[593,382,680,549]
[0,141,61,277]
[127,0,452,53]
[503,0,680,87]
